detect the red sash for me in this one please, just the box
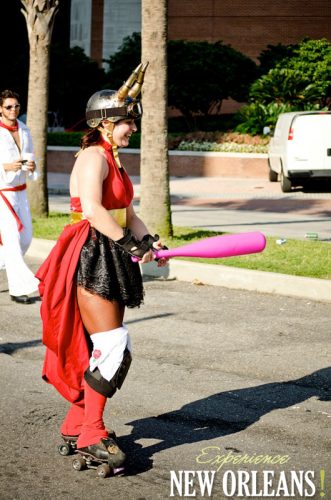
[0,183,26,245]
[36,220,91,403]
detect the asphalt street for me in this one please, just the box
[0,256,330,500]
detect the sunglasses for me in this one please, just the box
[3,104,20,110]
[127,101,142,119]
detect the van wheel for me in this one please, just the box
[280,170,292,192]
[268,159,278,182]
[269,167,278,182]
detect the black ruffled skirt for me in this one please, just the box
[76,227,144,308]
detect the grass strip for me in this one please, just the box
[32,214,331,280]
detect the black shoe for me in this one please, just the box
[78,437,125,468]
[10,295,32,304]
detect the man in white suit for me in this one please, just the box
[0,89,39,304]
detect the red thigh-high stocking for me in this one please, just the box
[76,380,109,448]
[75,287,125,448]
[60,403,85,437]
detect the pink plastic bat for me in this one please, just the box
[132,231,266,262]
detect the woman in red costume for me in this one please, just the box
[36,62,167,469]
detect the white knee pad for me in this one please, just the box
[89,325,131,382]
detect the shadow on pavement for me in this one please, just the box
[122,367,330,475]
[126,312,174,324]
[0,339,42,354]
[173,198,331,217]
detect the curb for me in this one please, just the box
[141,260,331,303]
[27,238,331,304]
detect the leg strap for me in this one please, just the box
[85,348,132,398]
[89,326,131,379]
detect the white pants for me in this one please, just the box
[0,190,39,296]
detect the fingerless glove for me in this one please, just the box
[141,233,159,249]
[142,233,168,260]
[114,229,151,258]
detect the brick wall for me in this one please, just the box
[90,1,331,64]
[168,0,331,60]
[47,148,268,178]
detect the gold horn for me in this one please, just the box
[117,63,143,100]
[128,61,149,98]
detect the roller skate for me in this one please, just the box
[72,436,125,478]
[58,434,79,456]
[58,429,117,457]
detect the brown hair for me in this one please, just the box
[80,128,101,149]
[0,89,20,106]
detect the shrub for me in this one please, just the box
[249,68,324,107]
[47,131,141,149]
[177,141,268,153]
[259,39,331,108]
[283,38,331,107]
[48,132,83,147]
[235,102,294,135]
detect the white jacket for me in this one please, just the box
[0,119,38,187]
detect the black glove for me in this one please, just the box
[114,229,151,258]
[142,233,168,260]
[141,233,159,249]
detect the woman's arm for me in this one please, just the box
[126,203,168,267]
[126,202,150,240]
[76,148,125,241]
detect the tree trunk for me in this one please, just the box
[20,0,59,217]
[140,0,172,238]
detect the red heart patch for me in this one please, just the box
[93,349,102,359]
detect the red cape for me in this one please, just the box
[36,221,90,404]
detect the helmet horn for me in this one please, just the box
[128,62,149,98]
[117,63,143,100]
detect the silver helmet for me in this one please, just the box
[86,62,148,128]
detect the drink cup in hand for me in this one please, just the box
[22,153,35,172]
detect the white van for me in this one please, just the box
[268,111,331,192]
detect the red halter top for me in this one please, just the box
[70,139,134,213]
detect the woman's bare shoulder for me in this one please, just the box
[78,145,105,159]
[73,145,107,169]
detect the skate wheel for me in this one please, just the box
[113,467,125,476]
[97,463,111,478]
[72,455,87,471]
[58,443,71,456]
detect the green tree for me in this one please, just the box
[49,45,106,129]
[167,40,257,129]
[104,34,257,130]
[103,33,141,88]
[258,42,297,75]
